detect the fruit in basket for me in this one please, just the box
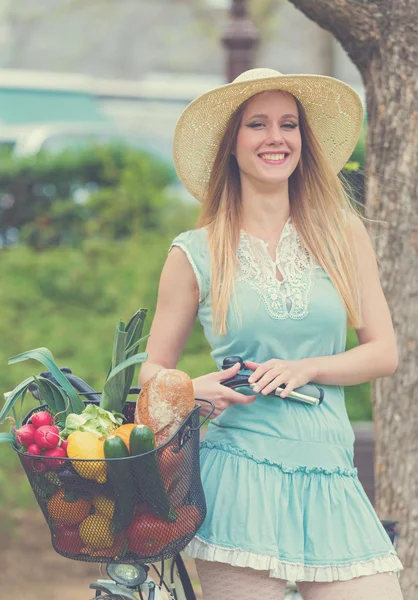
[128,505,201,557]
[47,489,92,526]
[129,425,177,523]
[104,435,136,534]
[14,424,36,446]
[79,514,114,549]
[43,446,67,470]
[92,495,115,519]
[66,431,107,483]
[135,369,195,446]
[53,524,85,554]
[80,534,126,558]
[34,425,61,450]
[127,512,176,556]
[30,411,53,428]
[112,423,136,451]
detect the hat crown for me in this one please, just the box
[233,68,283,83]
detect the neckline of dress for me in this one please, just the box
[240,216,293,251]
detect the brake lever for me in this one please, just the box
[221,356,324,406]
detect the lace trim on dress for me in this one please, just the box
[186,536,403,582]
[237,218,314,320]
[200,440,358,477]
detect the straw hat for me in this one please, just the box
[173,68,364,203]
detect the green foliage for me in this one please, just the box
[0,144,178,249]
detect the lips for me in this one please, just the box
[258,152,289,164]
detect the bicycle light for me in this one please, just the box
[106,562,148,587]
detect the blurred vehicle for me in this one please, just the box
[0,68,108,126]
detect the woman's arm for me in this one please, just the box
[307,214,398,386]
[139,245,257,414]
[138,247,199,385]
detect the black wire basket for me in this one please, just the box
[14,399,210,565]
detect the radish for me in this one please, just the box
[27,443,42,456]
[22,446,45,472]
[34,425,61,450]
[14,424,36,447]
[30,411,53,429]
[60,440,69,452]
[43,446,67,470]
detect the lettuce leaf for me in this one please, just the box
[61,404,123,439]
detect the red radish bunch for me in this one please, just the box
[43,447,67,470]
[17,410,69,472]
[30,411,53,429]
[14,424,36,446]
[34,425,61,450]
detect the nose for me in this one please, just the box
[266,124,285,146]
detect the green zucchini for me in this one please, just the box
[129,425,177,522]
[104,435,136,534]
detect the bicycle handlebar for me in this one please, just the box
[220,356,324,406]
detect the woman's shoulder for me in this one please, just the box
[170,226,209,251]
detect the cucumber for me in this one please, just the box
[129,425,177,522]
[104,435,136,535]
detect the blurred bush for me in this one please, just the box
[0,144,186,249]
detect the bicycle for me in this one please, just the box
[15,367,214,600]
[13,360,399,599]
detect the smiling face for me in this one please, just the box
[234,90,302,189]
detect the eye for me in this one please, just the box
[282,123,298,129]
[246,122,265,129]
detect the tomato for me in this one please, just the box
[127,505,202,556]
[169,505,202,541]
[127,512,178,556]
[53,526,84,554]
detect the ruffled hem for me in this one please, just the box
[186,536,403,582]
[200,440,358,478]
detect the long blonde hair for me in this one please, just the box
[197,94,363,335]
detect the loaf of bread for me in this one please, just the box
[134,369,195,446]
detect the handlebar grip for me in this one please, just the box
[221,356,324,406]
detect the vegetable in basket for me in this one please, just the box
[104,434,136,535]
[129,425,177,523]
[60,404,123,440]
[66,431,107,483]
[0,308,148,435]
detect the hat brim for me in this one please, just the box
[172,73,364,203]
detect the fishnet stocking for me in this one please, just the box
[195,559,287,600]
[297,572,403,600]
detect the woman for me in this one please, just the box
[139,68,403,600]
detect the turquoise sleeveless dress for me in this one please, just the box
[170,218,403,582]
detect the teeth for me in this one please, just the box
[260,153,287,161]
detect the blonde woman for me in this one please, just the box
[139,69,403,600]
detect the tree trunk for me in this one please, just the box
[289,1,418,596]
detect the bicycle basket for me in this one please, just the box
[14,399,208,564]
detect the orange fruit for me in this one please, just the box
[112,424,136,452]
[47,489,91,526]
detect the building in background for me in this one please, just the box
[0,0,363,91]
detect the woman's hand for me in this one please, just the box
[245,358,317,398]
[192,362,257,419]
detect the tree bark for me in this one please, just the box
[290,0,418,596]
